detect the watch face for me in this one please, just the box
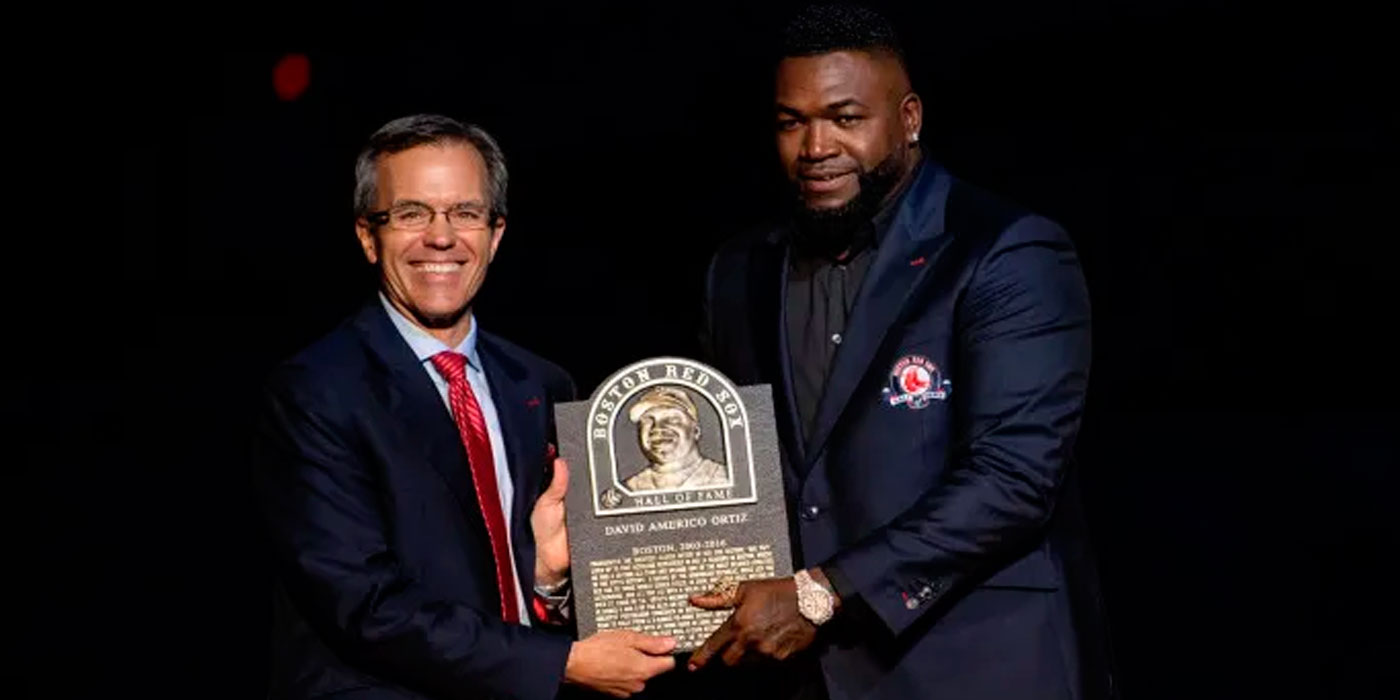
[799,587,833,623]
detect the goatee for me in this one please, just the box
[790,152,905,259]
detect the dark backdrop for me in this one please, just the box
[49,1,1399,698]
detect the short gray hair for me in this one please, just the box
[353,114,508,222]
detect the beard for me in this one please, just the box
[790,151,906,259]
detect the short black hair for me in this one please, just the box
[353,114,508,222]
[780,3,906,65]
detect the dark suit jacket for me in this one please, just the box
[699,160,1115,700]
[253,300,577,700]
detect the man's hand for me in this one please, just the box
[531,457,569,587]
[564,630,677,698]
[686,573,825,670]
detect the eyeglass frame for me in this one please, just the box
[362,200,503,232]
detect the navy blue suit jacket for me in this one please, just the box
[253,300,577,700]
[700,160,1113,700]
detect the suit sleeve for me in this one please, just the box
[252,374,572,700]
[824,216,1092,637]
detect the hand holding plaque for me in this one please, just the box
[686,566,842,669]
[563,629,677,697]
[530,456,571,588]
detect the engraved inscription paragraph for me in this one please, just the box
[589,543,777,649]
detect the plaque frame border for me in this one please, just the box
[585,356,759,517]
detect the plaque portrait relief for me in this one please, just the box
[587,358,758,516]
[623,386,731,492]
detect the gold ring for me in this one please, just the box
[707,576,740,606]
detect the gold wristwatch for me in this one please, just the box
[794,569,835,625]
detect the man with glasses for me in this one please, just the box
[253,114,677,700]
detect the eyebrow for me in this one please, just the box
[824,98,867,111]
[776,98,869,117]
[389,198,487,210]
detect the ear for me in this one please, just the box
[901,92,923,144]
[487,216,507,261]
[354,219,379,265]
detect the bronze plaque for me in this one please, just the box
[556,357,793,651]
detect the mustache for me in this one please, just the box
[797,166,854,179]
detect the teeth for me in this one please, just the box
[418,263,462,273]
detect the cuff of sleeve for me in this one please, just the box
[819,562,885,639]
[532,578,573,625]
[534,575,570,598]
[823,564,857,603]
[825,549,956,637]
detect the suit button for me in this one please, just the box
[800,504,821,520]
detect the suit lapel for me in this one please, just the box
[476,334,545,592]
[803,163,955,465]
[351,302,482,524]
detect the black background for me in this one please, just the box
[46,1,1400,697]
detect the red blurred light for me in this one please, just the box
[273,54,311,101]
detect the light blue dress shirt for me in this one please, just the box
[380,294,531,625]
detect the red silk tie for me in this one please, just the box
[430,351,520,623]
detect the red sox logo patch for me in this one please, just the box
[882,355,951,409]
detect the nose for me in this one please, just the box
[800,120,838,162]
[422,215,456,249]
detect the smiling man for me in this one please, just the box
[254,115,677,700]
[692,5,1114,700]
[623,387,729,492]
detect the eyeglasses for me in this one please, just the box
[365,202,496,232]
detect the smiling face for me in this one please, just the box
[638,406,700,466]
[354,143,504,344]
[775,49,922,214]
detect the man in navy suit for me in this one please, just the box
[687,6,1115,700]
[253,115,677,700]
